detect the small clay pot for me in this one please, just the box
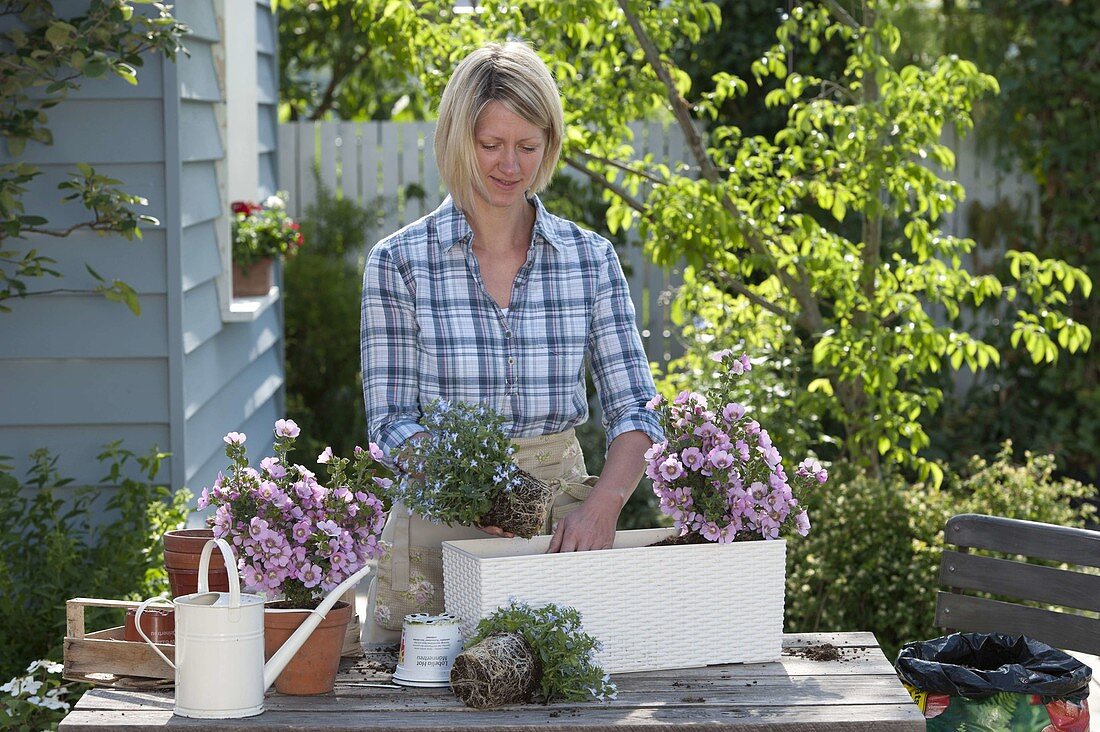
[163,528,232,597]
[124,607,175,644]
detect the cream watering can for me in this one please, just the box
[135,538,372,719]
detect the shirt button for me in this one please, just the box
[507,357,515,365]
[504,330,513,338]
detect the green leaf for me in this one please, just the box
[45,22,75,49]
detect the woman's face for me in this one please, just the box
[472,101,546,213]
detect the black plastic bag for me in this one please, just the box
[897,633,1091,699]
[896,633,1091,731]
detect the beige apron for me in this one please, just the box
[363,428,596,643]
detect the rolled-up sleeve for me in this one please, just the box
[361,241,424,455]
[587,240,664,449]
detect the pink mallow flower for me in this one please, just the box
[680,447,706,471]
[722,403,745,423]
[317,447,334,464]
[657,456,685,482]
[317,519,341,537]
[274,419,300,438]
[260,456,287,479]
[708,449,734,471]
[224,432,246,445]
[794,509,811,536]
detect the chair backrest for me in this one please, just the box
[936,513,1100,655]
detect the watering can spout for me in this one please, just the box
[262,563,374,690]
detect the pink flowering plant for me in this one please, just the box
[645,351,828,543]
[198,418,391,608]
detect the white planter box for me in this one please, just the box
[442,527,785,673]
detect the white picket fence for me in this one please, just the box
[276,119,1037,371]
[276,120,688,367]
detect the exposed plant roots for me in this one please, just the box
[481,470,555,539]
[450,632,540,708]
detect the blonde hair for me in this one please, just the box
[434,42,564,212]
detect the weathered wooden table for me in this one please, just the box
[59,632,925,731]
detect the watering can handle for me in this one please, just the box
[134,596,175,669]
[198,537,241,608]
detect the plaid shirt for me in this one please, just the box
[361,195,662,456]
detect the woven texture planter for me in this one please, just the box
[443,527,785,673]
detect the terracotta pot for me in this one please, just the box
[124,606,175,644]
[232,257,273,297]
[163,528,232,598]
[264,601,352,695]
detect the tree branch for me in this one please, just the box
[616,0,826,335]
[23,221,115,238]
[577,150,667,186]
[616,0,718,185]
[562,155,648,214]
[820,0,861,29]
[707,267,795,320]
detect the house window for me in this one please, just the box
[219,0,276,319]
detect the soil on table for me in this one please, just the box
[783,643,845,662]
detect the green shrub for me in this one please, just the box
[785,442,1095,658]
[0,444,190,681]
[284,183,386,467]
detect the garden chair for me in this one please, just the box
[936,513,1100,656]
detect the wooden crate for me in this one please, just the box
[63,598,175,687]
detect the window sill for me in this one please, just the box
[223,285,280,322]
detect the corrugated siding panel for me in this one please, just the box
[181,278,223,354]
[1,100,163,165]
[184,314,281,420]
[176,0,219,42]
[180,101,223,163]
[256,3,276,54]
[258,108,278,154]
[259,152,277,199]
[0,296,168,358]
[257,57,278,105]
[178,38,221,103]
[183,343,284,482]
[0,359,168,426]
[187,400,278,498]
[181,220,223,291]
[180,161,222,227]
[14,162,165,230]
[18,230,167,295]
[0,424,173,485]
[25,57,165,101]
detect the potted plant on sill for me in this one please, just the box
[442,351,829,673]
[198,419,390,694]
[230,192,303,297]
[385,399,555,539]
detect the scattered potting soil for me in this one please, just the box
[784,643,843,662]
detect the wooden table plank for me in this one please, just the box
[57,705,926,731]
[60,633,925,731]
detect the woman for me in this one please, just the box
[360,41,662,641]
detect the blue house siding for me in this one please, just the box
[0,23,173,486]
[257,0,279,199]
[2,1,286,505]
[173,0,285,499]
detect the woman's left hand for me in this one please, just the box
[546,487,623,552]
